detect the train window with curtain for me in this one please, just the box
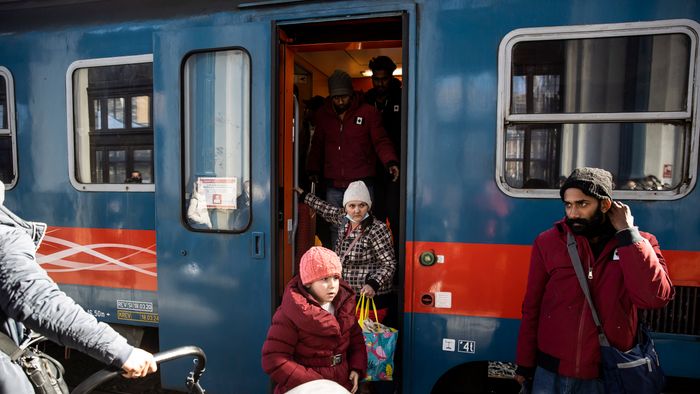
[496,20,698,200]
[183,49,251,232]
[0,67,17,188]
[68,55,153,191]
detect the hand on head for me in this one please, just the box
[606,200,634,231]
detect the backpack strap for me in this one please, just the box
[0,331,25,361]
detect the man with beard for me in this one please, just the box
[307,69,399,246]
[363,56,402,255]
[514,167,673,393]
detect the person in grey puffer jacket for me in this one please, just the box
[0,182,157,393]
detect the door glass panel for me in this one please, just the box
[183,49,251,232]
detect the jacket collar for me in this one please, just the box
[555,217,618,261]
[0,206,46,250]
[321,93,362,120]
[281,275,355,335]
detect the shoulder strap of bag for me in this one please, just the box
[0,331,25,361]
[566,232,611,347]
[340,228,364,262]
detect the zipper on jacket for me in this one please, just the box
[338,124,343,151]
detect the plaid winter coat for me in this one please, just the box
[304,193,396,296]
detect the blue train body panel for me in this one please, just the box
[0,0,697,392]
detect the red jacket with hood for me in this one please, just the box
[516,219,673,379]
[261,275,367,393]
[307,96,398,188]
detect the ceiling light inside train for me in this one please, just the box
[361,67,403,77]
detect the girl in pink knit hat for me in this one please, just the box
[262,246,367,394]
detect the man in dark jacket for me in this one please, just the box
[514,167,673,393]
[0,183,157,393]
[307,69,399,244]
[363,56,402,256]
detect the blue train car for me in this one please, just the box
[0,1,698,392]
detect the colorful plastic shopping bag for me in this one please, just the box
[356,294,398,381]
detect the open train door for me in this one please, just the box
[153,23,273,393]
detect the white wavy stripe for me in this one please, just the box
[38,260,157,271]
[37,235,157,276]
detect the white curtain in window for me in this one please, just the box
[73,69,92,183]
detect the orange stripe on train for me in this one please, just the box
[36,227,157,291]
[405,241,699,318]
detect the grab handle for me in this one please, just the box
[71,346,207,394]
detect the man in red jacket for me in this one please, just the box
[307,69,399,245]
[514,167,673,393]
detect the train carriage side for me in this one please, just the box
[405,1,700,392]
[0,7,280,393]
[0,1,699,393]
[0,24,160,329]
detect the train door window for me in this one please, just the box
[67,55,153,191]
[183,49,251,232]
[0,66,17,187]
[497,20,698,200]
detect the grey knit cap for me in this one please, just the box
[327,69,353,97]
[559,167,613,200]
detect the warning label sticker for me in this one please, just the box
[117,300,154,312]
[116,300,158,323]
[117,310,160,324]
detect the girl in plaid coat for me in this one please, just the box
[295,181,397,324]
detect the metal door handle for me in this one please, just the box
[251,232,265,259]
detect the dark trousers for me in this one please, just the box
[372,173,400,258]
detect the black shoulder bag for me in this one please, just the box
[0,331,69,394]
[566,232,665,394]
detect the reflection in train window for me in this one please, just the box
[0,67,17,187]
[498,23,697,199]
[183,49,251,232]
[72,61,153,185]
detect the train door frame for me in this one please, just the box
[273,10,410,381]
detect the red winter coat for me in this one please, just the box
[516,220,674,379]
[307,96,398,188]
[261,276,367,393]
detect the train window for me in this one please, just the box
[183,49,251,232]
[0,66,17,187]
[497,21,698,200]
[67,55,154,191]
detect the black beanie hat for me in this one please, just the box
[328,70,354,97]
[559,167,614,200]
